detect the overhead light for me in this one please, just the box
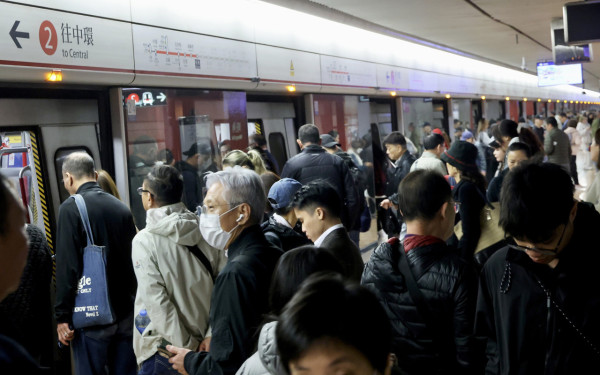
[46,69,62,82]
[390,91,397,97]
[557,100,560,103]
[445,94,451,99]
[505,97,510,101]
[286,84,296,92]
[576,101,579,104]
[481,95,486,100]
[564,100,567,103]
[548,99,552,103]
[570,100,574,103]
[537,99,541,102]
[523,98,528,102]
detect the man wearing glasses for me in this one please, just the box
[475,162,600,374]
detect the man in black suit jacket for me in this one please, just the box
[292,181,363,282]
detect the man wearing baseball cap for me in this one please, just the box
[261,178,311,252]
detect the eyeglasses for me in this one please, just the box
[137,187,153,196]
[507,223,567,256]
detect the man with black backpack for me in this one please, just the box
[361,170,483,374]
[132,165,225,374]
[321,133,369,243]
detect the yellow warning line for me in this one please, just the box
[29,131,56,279]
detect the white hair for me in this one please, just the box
[205,166,265,224]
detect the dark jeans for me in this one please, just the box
[138,353,180,375]
[72,315,136,375]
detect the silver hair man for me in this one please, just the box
[205,166,265,224]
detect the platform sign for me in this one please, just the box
[0,2,134,73]
[320,56,377,88]
[256,45,321,85]
[123,89,168,107]
[132,24,257,79]
[377,65,409,90]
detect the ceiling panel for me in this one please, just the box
[304,0,599,90]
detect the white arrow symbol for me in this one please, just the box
[157,93,167,102]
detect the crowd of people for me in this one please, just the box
[1,114,600,374]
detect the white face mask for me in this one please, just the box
[199,205,240,250]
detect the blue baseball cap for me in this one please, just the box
[460,130,474,141]
[268,178,303,210]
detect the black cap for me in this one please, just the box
[320,134,340,148]
[440,140,478,171]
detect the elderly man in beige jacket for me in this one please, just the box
[132,165,225,374]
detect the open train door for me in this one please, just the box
[0,97,104,374]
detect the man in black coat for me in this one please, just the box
[379,131,416,237]
[175,143,204,212]
[361,170,482,374]
[291,181,363,282]
[280,124,360,231]
[167,167,282,375]
[476,162,600,374]
[56,152,137,374]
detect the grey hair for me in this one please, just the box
[205,166,265,224]
[62,152,95,179]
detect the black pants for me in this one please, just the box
[570,155,579,185]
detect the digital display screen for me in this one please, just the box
[553,28,591,65]
[537,62,583,87]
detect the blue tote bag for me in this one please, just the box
[71,194,116,329]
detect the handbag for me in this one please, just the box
[454,190,504,254]
[71,194,116,329]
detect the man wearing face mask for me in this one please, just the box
[361,170,483,375]
[167,166,282,375]
[132,165,225,374]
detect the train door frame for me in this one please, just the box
[471,99,483,131]
[432,99,449,134]
[246,93,305,166]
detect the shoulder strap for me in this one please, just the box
[72,194,94,246]
[186,245,214,282]
[397,243,446,353]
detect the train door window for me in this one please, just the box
[122,88,247,229]
[268,132,287,170]
[1,130,33,223]
[248,119,264,139]
[54,147,93,203]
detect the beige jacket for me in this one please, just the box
[132,203,226,364]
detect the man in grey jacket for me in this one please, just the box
[544,116,571,173]
[409,133,447,176]
[133,165,225,374]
